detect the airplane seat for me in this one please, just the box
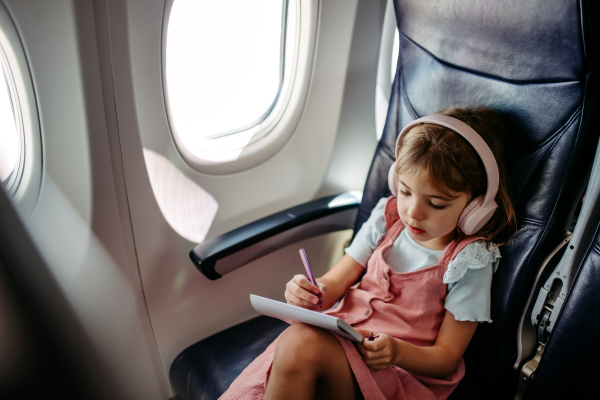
[170,0,600,399]
[521,144,600,400]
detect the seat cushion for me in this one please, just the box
[170,316,289,400]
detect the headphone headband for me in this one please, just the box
[395,115,499,206]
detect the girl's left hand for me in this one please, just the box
[356,330,399,370]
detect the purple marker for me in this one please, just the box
[299,248,322,308]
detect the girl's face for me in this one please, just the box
[396,170,470,251]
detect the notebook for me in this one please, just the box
[250,294,364,342]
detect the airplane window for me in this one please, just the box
[391,29,399,86]
[165,0,297,156]
[0,3,41,213]
[375,0,399,140]
[0,46,23,194]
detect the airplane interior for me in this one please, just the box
[0,0,599,399]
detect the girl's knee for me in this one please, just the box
[274,324,328,368]
[272,325,357,398]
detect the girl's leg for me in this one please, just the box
[264,324,362,400]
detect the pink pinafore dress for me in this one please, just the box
[221,197,482,400]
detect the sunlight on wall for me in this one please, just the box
[143,149,218,243]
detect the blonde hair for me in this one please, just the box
[395,107,517,245]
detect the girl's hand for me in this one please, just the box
[284,274,326,310]
[356,330,400,370]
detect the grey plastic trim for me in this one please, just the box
[530,137,600,333]
[514,232,571,370]
[519,136,600,370]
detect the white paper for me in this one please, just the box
[250,294,363,342]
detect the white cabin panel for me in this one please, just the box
[105,0,384,389]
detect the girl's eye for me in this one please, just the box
[399,189,410,196]
[430,203,446,210]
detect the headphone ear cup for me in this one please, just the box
[458,196,484,235]
[459,195,498,235]
[388,161,398,195]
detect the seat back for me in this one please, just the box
[523,141,600,399]
[356,0,599,397]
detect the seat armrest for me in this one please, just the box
[190,192,362,280]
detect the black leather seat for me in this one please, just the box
[170,317,288,400]
[520,149,600,399]
[171,0,600,399]
[524,217,600,400]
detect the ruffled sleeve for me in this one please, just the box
[344,198,388,267]
[444,242,501,323]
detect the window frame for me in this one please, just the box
[375,0,398,141]
[0,44,24,194]
[161,0,316,175]
[0,2,42,214]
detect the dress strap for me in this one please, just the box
[438,235,484,265]
[384,196,401,231]
[452,235,485,258]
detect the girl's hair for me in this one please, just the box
[395,107,517,245]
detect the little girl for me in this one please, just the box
[221,107,516,400]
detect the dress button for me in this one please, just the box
[364,310,370,316]
[383,273,388,281]
[384,295,391,300]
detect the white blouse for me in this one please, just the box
[345,198,500,323]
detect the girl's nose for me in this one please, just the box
[407,202,425,221]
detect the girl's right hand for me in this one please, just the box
[285,274,327,310]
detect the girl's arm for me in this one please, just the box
[358,311,478,378]
[285,254,364,310]
[318,254,365,309]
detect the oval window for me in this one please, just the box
[0,45,23,194]
[0,1,42,213]
[165,0,297,157]
[375,0,399,140]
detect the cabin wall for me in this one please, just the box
[2,0,165,398]
[1,0,385,397]
[105,0,385,388]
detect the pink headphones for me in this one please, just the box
[388,115,499,235]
